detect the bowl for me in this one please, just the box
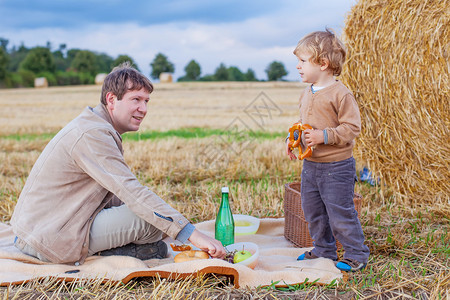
[233,214,260,235]
[225,242,259,269]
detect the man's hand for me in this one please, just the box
[285,139,297,160]
[188,229,226,259]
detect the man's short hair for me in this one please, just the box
[100,62,153,104]
[293,28,346,76]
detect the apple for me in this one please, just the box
[233,246,252,263]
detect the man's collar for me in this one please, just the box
[92,104,122,141]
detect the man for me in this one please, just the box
[11,63,226,265]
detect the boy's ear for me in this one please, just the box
[320,58,330,71]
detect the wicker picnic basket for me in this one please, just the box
[284,182,362,248]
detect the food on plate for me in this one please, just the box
[233,246,252,263]
[223,250,236,264]
[235,220,252,227]
[174,250,209,263]
[170,243,192,252]
[223,246,253,264]
[224,242,259,269]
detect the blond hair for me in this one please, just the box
[293,28,346,76]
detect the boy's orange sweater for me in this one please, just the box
[297,80,361,163]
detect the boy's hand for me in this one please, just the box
[304,129,324,147]
[285,139,297,160]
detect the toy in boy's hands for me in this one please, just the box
[288,122,313,160]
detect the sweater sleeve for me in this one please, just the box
[326,93,361,145]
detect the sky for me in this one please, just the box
[0,0,356,81]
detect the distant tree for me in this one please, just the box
[70,50,97,75]
[265,61,288,81]
[183,59,201,81]
[150,53,174,79]
[95,53,114,73]
[198,65,258,82]
[214,63,229,81]
[8,44,29,72]
[243,68,258,81]
[198,74,215,81]
[58,43,67,53]
[0,38,9,51]
[52,48,69,72]
[66,49,81,64]
[227,66,245,81]
[113,55,139,71]
[20,47,55,74]
[0,47,9,80]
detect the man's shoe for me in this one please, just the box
[297,250,319,261]
[97,240,168,260]
[336,258,366,272]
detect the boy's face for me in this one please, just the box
[106,87,150,134]
[295,52,324,85]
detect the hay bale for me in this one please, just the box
[159,72,173,83]
[95,73,107,85]
[34,77,48,88]
[341,0,449,205]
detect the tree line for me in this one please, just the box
[0,38,289,88]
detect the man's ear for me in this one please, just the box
[105,92,116,109]
[320,59,330,71]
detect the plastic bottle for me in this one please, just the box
[215,187,235,246]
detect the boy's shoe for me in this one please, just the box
[297,251,319,261]
[336,258,366,272]
[97,240,168,260]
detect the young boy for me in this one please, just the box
[285,28,370,271]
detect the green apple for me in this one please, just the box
[233,246,252,263]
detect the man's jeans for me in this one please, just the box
[301,157,370,263]
[15,204,163,261]
[87,204,164,255]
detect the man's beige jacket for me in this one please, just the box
[11,104,190,265]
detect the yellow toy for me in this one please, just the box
[288,123,313,160]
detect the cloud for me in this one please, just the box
[0,0,356,81]
[0,0,277,29]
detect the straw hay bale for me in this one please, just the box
[159,72,173,83]
[341,0,449,205]
[95,73,107,85]
[34,77,48,88]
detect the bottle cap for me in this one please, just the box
[221,187,229,193]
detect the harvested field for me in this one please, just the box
[0,82,448,298]
[0,81,303,135]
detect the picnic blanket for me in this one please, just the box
[0,218,342,288]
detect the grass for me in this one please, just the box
[0,127,285,142]
[0,83,449,299]
[124,127,284,141]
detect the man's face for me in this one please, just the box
[106,88,150,134]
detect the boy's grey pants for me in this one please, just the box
[15,204,163,262]
[301,157,370,263]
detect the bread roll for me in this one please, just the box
[174,250,209,263]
